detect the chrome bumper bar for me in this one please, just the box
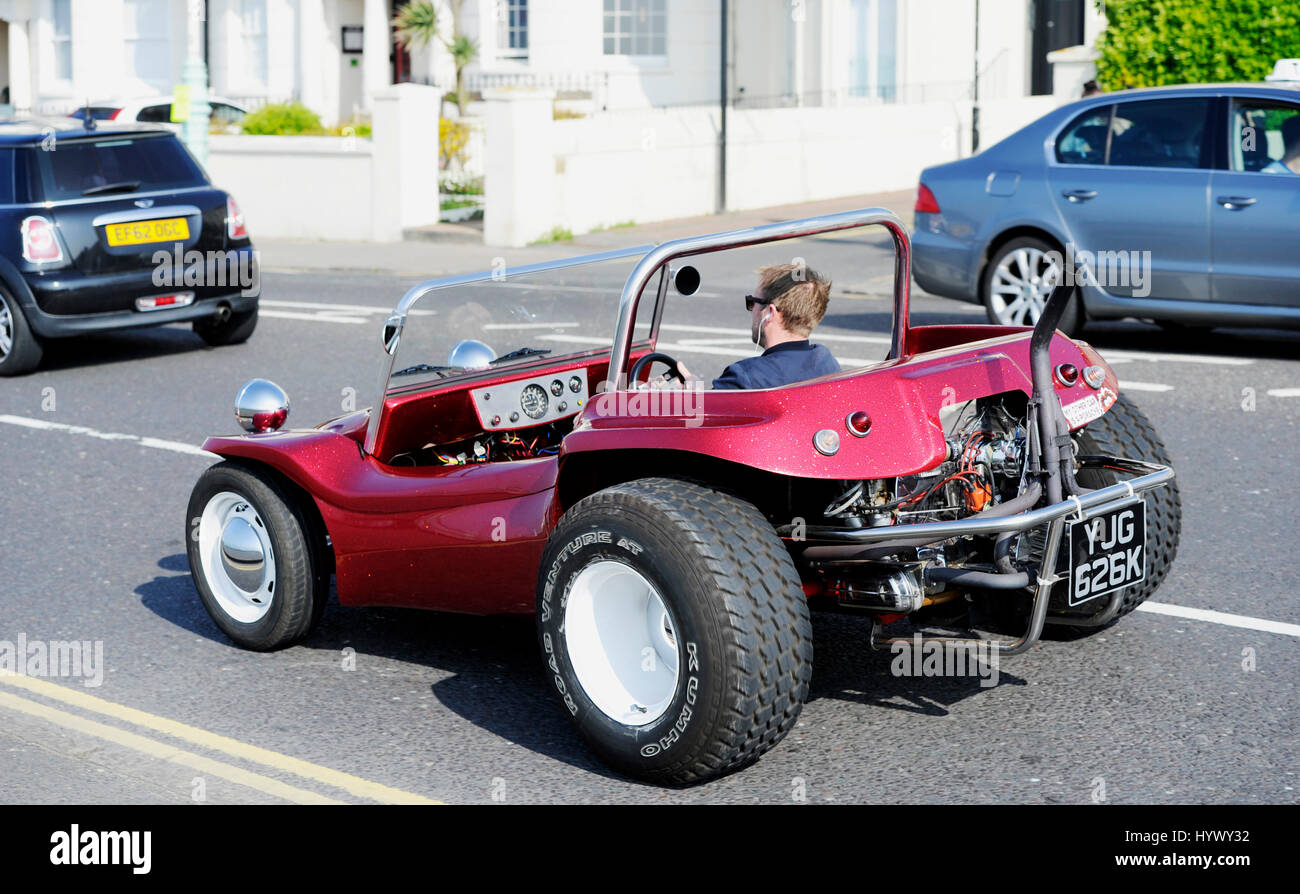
[783,456,1173,546]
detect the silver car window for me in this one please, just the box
[1106,98,1211,169]
[1230,100,1300,174]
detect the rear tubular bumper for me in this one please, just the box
[784,455,1174,657]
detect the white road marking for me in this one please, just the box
[660,322,892,345]
[1266,387,1300,398]
[1103,349,1253,367]
[261,309,369,325]
[0,414,212,457]
[1137,602,1300,638]
[1119,381,1175,392]
[535,333,874,368]
[483,322,581,330]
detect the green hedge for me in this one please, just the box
[240,102,325,135]
[1095,0,1300,90]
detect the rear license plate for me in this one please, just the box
[1066,500,1146,606]
[104,217,190,246]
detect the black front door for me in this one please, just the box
[1031,0,1085,95]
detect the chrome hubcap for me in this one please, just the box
[990,247,1061,326]
[563,560,681,726]
[220,516,266,592]
[198,491,276,623]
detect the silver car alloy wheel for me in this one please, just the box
[989,246,1062,326]
[0,292,13,359]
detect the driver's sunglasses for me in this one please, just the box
[744,294,776,312]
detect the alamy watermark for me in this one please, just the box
[592,375,705,427]
[152,243,260,298]
[1051,243,1153,298]
[0,634,104,687]
[889,633,1000,688]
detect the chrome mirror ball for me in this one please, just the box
[234,378,290,433]
[448,339,496,370]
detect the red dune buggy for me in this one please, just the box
[186,209,1179,785]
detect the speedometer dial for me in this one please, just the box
[520,383,549,420]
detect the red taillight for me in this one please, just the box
[846,411,872,438]
[21,216,63,263]
[915,182,940,214]
[1054,363,1080,386]
[226,196,247,240]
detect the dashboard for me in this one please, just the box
[469,371,589,431]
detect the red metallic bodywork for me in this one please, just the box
[201,326,1119,616]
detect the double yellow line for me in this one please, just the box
[0,674,442,805]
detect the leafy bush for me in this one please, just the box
[440,174,484,195]
[1094,0,1300,90]
[328,119,372,138]
[439,118,471,170]
[240,102,325,135]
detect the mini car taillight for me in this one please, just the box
[846,411,872,438]
[21,216,64,264]
[1054,363,1080,386]
[226,196,247,240]
[915,183,941,214]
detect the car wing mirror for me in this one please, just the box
[673,264,701,297]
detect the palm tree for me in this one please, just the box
[393,0,479,117]
[393,1,440,52]
[447,33,479,117]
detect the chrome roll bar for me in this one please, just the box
[605,207,911,390]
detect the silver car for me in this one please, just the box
[911,81,1300,335]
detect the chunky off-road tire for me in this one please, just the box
[1050,393,1182,626]
[187,461,329,650]
[537,478,813,786]
[981,236,1084,336]
[0,287,44,376]
[194,305,258,346]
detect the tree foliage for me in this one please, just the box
[1094,0,1300,90]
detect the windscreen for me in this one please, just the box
[386,249,659,395]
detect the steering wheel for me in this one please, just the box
[630,351,686,386]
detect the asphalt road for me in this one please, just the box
[1,235,1297,804]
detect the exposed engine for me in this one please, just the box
[813,397,1031,613]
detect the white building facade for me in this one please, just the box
[0,0,1105,123]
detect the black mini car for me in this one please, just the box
[0,118,258,375]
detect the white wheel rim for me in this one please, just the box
[197,491,276,624]
[0,293,13,359]
[563,560,681,727]
[989,247,1061,326]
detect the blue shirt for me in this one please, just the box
[711,340,841,390]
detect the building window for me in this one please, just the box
[497,0,529,61]
[603,0,666,57]
[124,0,173,92]
[237,0,269,88]
[848,0,898,101]
[50,0,72,81]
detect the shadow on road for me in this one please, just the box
[35,326,226,373]
[140,552,1027,777]
[808,612,1026,717]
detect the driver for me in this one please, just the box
[684,263,839,389]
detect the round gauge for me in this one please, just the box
[550,379,564,397]
[568,376,582,393]
[520,383,549,420]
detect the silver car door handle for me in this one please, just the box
[1062,189,1097,202]
[1216,195,1257,209]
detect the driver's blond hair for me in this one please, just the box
[758,263,831,336]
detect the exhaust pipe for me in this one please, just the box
[1028,281,1078,505]
[215,303,232,323]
